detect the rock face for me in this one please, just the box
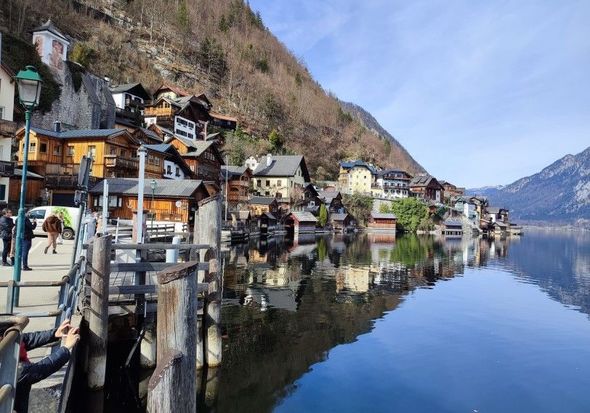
[469,147,590,224]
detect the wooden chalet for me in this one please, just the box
[258,212,278,235]
[439,180,465,203]
[318,190,345,213]
[89,178,209,224]
[367,212,397,231]
[249,196,280,217]
[409,175,444,203]
[330,213,354,232]
[165,135,224,184]
[210,111,238,131]
[110,83,152,127]
[284,211,318,236]
[221,165,252,207]
[293,183,324,215]
[143,143,193,180]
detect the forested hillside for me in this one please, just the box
[0,0,425,180]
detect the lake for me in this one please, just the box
[198,230,590,413]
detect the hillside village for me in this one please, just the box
[0,21,521,240]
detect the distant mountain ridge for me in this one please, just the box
[468,147,590,224]
[339,100,426,174]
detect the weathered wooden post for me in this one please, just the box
[147,261,199,412]
[88,234,111,389]
[194,196,222,367]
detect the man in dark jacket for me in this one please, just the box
[14,319,80,413]
[0,208,14,266]
[15,213,37,271]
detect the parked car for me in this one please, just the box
[24,206,81,240]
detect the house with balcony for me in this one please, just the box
[143,143,193,180]
[439,180,465,203]
[338,160,377,195]
[221,165,252,208]
[0,60,16,206]
[318,190,345,214]
[248,154,310,205]
[409,175,444,203]
[110,82,152,127]
[14,124,142,205]
[165,136,224,185]
[144,86,212,141]
[372,169,412,200]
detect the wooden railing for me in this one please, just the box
[144,107,174,117]
[104,155,139,170]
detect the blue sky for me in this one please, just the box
[249,0,590,188]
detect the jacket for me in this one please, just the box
[14,329,71,413]
[42,215,63,234]
[0,215,14,239]
[15,218,36,240]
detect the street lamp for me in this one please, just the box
[150,179,157,230]
[10,66,42,312]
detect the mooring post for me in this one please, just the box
[195,196,222,367]
[166,236,181,263]
[88,234,111,390]
[147,261,199,412]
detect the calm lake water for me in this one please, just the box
[197,230,590,413]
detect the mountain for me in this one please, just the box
[468,147,590,224]
[338,100,425,174]
[0,0,425,180]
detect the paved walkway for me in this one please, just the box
[0,237,75,362]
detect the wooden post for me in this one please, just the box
[148,261,199,412]
[88,234,111,390]
[194,196,222,367]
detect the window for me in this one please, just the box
[40,143,47,153]
[277,180,282,187]
[29,142,36,152]
[110,147,116,155]
[0,107,4,120]
[167,165,172,174]
[0,184,5,201]
[176,167,180,177]
[88,145,96,158]
[266,180,270,186]
[29,209,46,220]
[155,157,160,166]
[53,145,61,155]
[120,149,127,158]
[257,179,261,187]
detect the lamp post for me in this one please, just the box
[150,179,157,230]
[10,66,42,312]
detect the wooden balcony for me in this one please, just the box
[104,155,139,170]
[144,107,174,118]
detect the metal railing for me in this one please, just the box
[0,316,29,413]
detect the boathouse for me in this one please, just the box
[284,211,318,236]
[258,212,278,235]
[442,218,463,236]
[89,178,209,223]
[331,212,353,232]
[367,212,397,231]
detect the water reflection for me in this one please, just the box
[202,230,590,412]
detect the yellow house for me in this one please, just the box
[338,160,376,195]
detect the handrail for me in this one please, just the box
[0,316,29,413]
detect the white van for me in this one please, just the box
[26,206,81,240]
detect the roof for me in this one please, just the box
[32,19,70,43]
[136,127,163,143]
[109,83,151,101]
[155,84,191,98]
[443,218,463,227]
[252,155,310,180]
[371,212,397,220]
[340,160,377,174]
[210,112,238,122]
[331,213,349,221]
[144,143,172,154]
[221,165,249,177]
[0,62,15,78]
[30,127,127,139]
[487,207,507,214]
[288,211,318,223]
[13,168,44,180]
[318,190,341,203]
[250,196,277,206]
[410,175,442,188]
[179,140,225,164]
[89,178,207,198]
[377,169,411,177]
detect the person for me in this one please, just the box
[0,208,14,266]
[14,319,80,413]
[42,213,62,254]
[56,212,65,245]
[15,212,36,271]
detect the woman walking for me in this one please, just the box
[0,209,14,266]
[42,213,62,254]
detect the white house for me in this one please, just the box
[0,57,16,205]
[250,154,310,202]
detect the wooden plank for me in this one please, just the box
[112,262,209,272]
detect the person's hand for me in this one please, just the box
[63,327,80,351]
[55,319,71,338]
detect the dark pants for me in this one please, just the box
[22,239,32,268]
[2,238,10,264]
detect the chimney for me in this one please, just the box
[266,153,272,167]
[53,121,62,133]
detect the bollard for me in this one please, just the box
[165,236,181,263]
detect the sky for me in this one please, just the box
[249,0,590,188]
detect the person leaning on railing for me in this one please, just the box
[14,319,80,413]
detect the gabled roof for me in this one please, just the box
[250,196,278,206]
[32,19,70,43]
[155,84,191,98]
[144,143,193,176]
[288,211,317,223]
[252,155,310,181]
[221,165,250,177]
[331,213,350,221]
[89,178,207,198]
[443,218,463,227]
[177,140,225,164]
[410,175,443,189]
[109,83,151,101]
[318,190,341,204]
[371,212,397,220]
[135,127,163,143]
[144,143,172,154]
[377,169,412,178]
[340,160,377,174]
[28,127,128,140]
